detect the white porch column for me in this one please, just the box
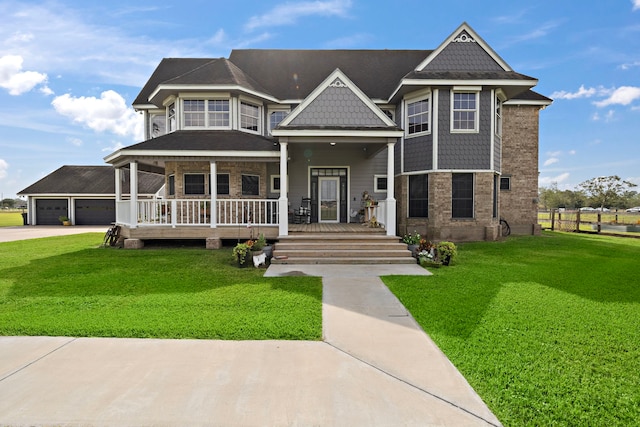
[278,141,289,236]
[386,141,397,236]
[130,161,138,229]
[210,160,217,228]
[115,168,122,202]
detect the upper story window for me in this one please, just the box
[407,97,431,135]
[182,99,230,129]
[167,102,176,132]
[452,91,479,132]
[495,95,503,139]
[240,102,260,133]
[149,112,166,138]
[268,110,288,134]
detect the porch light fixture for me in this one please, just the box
[330,142,336,146]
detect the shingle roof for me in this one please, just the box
[123,130,279,152]
[18,166,164,195]
[403,70,536,81]
[228,49,432,100]
[511,89,553,103]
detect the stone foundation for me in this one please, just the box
[124,238,144,249]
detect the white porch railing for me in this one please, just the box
[118,199,279,227]
[375,200,387,228]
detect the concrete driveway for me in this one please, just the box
[0,225,107,243]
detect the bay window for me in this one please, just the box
[240,102,260,132]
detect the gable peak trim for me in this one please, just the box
[415,22,512,72]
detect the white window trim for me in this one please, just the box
[404,91,432,139]
[239,97,262,135]
[183,173,206,195]
[166,99,177,133]
[495,91,505,139]
[374,174,388,193]
[267,108,290,135]
[500,175,511,191]
[270,175,281,193]
[181,98,231,130]
[450,90,480,134]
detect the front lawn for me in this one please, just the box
[0,234,322,340]
[0,211,23,227]
[384,232,640,426]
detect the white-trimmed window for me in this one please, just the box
[168,175,175,196]
[268,110,289,135]
[182,99,230,129]
[500,176,511,191]
[167,102,176,132]
[406,96,430,136]
[240,101,260,133]
[270,175,281,193]
[208,100,230,127]
[495,95,503,139]
[452,91,479,132]
[374,175,388,193]
[149,112,166,138]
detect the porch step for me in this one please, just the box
[271,233,416,265]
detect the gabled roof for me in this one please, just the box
[275,68,401,137]
[18,166,164,195]
[506,89,553,106]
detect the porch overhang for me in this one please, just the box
[272,128,403,138]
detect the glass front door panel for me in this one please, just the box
[319,177,339,222]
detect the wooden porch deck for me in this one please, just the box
[288,223,386,234]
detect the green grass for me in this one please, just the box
[0,211,23,227]
[0,234,322,340]
[384,232,640,426]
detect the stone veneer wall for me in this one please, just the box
[164,161,268,198]
[500,104,542,235]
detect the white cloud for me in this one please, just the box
[102,141,125,153]
[633,0,640,11]
[0,158,8,179]
[543,157,559,166]
[0,55,47,95]
[591,109,616,122]
[547,150,563,157]
[569,150,577,155]
[67,137,83,147]
[539,172,570,186]
[551,85,606,100]
[244,0,352,32]
[593,86,640,107]
[51,90,143,140]
[619,60,640,70]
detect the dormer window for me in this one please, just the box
[240,101,260,133]
[268,110,289,135]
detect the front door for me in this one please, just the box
[319,177,339,223]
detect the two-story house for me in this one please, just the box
[104,22,551,248]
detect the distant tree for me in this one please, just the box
[578,176,637,209]
[539,184,586,209]
[1,198,15,208]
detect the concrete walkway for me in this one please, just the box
[0,225,107,243]
[0,230,501,426]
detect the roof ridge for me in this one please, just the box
[162,58,222,84]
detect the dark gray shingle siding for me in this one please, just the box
[403,135,433,172]
[423,31,503,72]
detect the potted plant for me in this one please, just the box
[402,230,421,257]
[255,233,273,259]
[251,234,266,255]
[232,242,252,267]
[58,215,71,226]
[435,241,458,266]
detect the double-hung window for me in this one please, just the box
[182,99,230,128]
[452,91,479,132]
[167,102,176,132]
[209,174,230,195]
[406,96,430,136]
[242,174,260,196]
[240,102,260,133]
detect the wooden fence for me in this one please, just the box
[538,209,640,235]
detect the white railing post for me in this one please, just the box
[130,162,138,229]
[386,141,397,236]
[279,141,289,236]
[210,161,217,228]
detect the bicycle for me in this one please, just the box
[500,217,511,237]
[103,223,121,247]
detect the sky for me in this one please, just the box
[0,0,639,199]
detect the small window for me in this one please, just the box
[168,175,175,196]
[270,175,281,193]
[495,96,503,138]
[500,176,511,191]
[374,175,387,192]
[240,102,260,132]
[269,110,288,134]
[150,113,166,138]
[184,174,205,195]
[452,173,474,218]
[242,174,260,196]
[409,174,428,218]
[406,98,430,136]
[167,103,176,132]
[452,92,479,132]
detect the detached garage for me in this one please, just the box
[18,165,165,226]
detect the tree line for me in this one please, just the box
[539,176,639,210]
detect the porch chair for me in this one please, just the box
[293,197,311,224]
